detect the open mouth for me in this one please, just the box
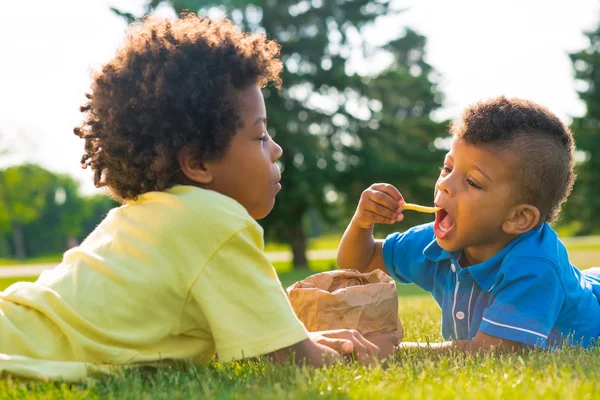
[434,208,455,239]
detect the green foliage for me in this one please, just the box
[111,0,446,266]
[0,164,56,258]
[0,165,118,259]
[567,23,600,234]
[0,165,52,228]
[21,173,84,256]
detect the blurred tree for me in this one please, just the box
[0,164,54,259]
[337,29,445,235]
[568,24,600,234]
[0,164,119,259]
[112,0,445,267]
[22,173,85,257]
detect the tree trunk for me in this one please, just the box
[290,222,308,269]
[12,222,26,260]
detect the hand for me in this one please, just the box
[309,329,380,365]
[353,183,404,229]
[363,333,399,361]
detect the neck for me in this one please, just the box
[462,234,517,267]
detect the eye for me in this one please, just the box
[466,178,481,189]
[259,134,269,142]
[440,166,452,175]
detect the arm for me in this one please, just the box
[267,338,340,366]
[399,331,522,355]
[268,329,381,366]
[192,226,384,366]
[337,221,386,274]
[337,183,404,274]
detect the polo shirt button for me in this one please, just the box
[456,311,465,320]
[451,264,456,273]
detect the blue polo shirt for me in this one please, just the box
[383,222,600,348]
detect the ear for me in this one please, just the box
[502,204,540,235]
[177,146,213,185]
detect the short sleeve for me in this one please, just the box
[479,257,564,349]
[190,225,309,361]
[382,224,436,292]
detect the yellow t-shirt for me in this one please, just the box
[0,185,308,381]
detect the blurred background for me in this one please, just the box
[0,0,599,274]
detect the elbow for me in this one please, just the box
[336,253,359,271]
[336,253,348,270]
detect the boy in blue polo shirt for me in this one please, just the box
[337,96,600,352]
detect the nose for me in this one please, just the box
[436,174,452,197]
[272,138,283,162]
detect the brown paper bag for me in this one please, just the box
[287,269,403,345]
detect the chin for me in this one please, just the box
[252,203,275,220]
[435,237,460,253]
[253,212,268,220]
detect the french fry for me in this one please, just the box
[402,203,442,213]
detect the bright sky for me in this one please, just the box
[0,0,597,195]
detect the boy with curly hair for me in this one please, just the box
[338,97,600,353]
[0,15,380,381]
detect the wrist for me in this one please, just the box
[351,215,376,231]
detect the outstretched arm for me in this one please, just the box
[267,329,382,366]
[398,331,522,355]
[337,183,404,274]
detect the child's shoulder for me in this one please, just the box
[504,223,567,269]
[121,185,258,241]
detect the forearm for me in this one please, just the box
[267,338,339,367]
[398,341,459,355]
[337,217,376,271]
[399,337,521,355]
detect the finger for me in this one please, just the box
[318,337,354,354]
[348,340,369,364]
[367,197,402,219]
[370,183,404,203]
[317,329,374,356]
[363,200,399,220]
[367,189,403,214]
[342,341,354,354]
[363,210,397,225]
[351,332,380,363]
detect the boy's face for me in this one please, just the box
[205,85,283,220]
[433,137,519,262]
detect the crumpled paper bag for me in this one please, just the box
[287,269,403,345]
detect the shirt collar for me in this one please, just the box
[422,225,543,292]
[423,239,452,262]
[467,248,508,292]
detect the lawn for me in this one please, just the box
[3,233,600,269]
[1,274,599,399]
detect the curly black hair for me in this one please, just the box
[450,96,575,224]
[74,14,283,200]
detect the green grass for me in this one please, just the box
[0,254,63,267]
[272,258,338,274]
[0,292,598,398]
[264,233,343,253]
[0,276,36,290]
